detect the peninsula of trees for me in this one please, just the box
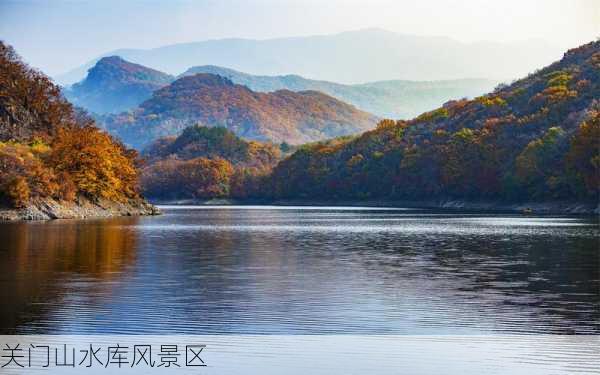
[0,42,157,219]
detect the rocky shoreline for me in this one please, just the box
[0,196,161,221]
[151,198,599,215]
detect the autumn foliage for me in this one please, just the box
[0,42,73,142]
[0,141,58,206]
[101,73,379,149]
[49,122,140,201]
[2,38,598,207]
[142,157,234,199]
[268,41,600,203]
[0,41,141,207]
[140,125,280,200]
[566,111,600,195]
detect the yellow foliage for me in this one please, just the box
[416,108,449,122]
[5,176,30,207]
[376,119,397,130]
[547,72,572,87]
[541,86,578,103]
[49,125,139,201]
[0,41,143,207]
[347,154,364,167]
[567,112,600,194]
[477,96,508,107]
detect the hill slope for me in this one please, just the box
[141,125,281,199]
[269,41,600,204]
[143,125,281,167]
[102,73,379,149]
[64,56,173,114]
[56,28,562,85]
[181,65,497,119]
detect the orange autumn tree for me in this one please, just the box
[49,122,140,201]
[141,157,234,199]
[0,141,59,206]
[139,125,281,199]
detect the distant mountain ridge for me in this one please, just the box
[64,56,173,114]
[55,28,563,85]
[101,73,379,149]
[180,65,497,118]
[65,56,497,118]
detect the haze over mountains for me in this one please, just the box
[100,73,379,149]
[181,66,497,119]
[131,41,600,204]
[64,56,174,114]
[56,28,562,85]
[66,56,496,119]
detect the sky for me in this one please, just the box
[0,0,598,76]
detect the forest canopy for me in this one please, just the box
[140,125,281,200]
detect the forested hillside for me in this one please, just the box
[181,65,496,119]
[268,41,600,203]
[141,125,281,199]
[0,42,144,209]
[101,73,379,148]
[64,56,173,114]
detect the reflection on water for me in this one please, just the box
[0,218,139,332]
[0,207,598,334]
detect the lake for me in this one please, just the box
[1,205,598,335]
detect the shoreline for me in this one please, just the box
[0,196,161,221]
[4,196,595,220]
[150,198,600,215]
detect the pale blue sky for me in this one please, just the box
[1,0,598,75]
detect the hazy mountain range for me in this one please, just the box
[66,56,496,119]
[64,56,174,114]
[180,65,497,119]
[100,73,379,149]
[56,28,562,85]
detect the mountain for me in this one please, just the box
[64,56,173,114]
[101,73,379,149]
[141,125,281,199]
[181,65,497,118]
[268,41,600,204]
[55,28,562,85]
[66,56,496,119]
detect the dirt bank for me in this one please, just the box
[0,196,160,221]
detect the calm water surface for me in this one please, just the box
[1,206,598,334]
